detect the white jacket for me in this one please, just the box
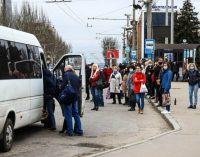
[109,72,122,93]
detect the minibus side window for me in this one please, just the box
[8,42,29,79]
[0,40,9,79]
[27,45,42,78]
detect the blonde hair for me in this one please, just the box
[187,63,197,70]
[90,64,99,78]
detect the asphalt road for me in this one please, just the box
[0,94,171,157]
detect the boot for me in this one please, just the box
[140,109,143,114]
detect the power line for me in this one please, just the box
[88,17,127,21]
[46,0,72,3]
[63,3,86,25]
[95,5,132,18]
[56,3,83,25]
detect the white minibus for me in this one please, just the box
[0,26,86,152]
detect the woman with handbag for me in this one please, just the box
[160,62,173,114]
[133,65,147,114]
[89,64,101,111]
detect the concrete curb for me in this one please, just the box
[148,99,181,131]
[86,99,181,157]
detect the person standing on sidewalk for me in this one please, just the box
[90,64,101,111]
[61,65,83,136]
[154,59,163,105]
[43,69,56,130]
[109,66,122,104]
[122,68,129,105]
[185,63,200,109]
[133,65,146,114]
[160,62,173,114]
[145,60,155,99]
[127,65,136,111]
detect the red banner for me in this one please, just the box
[106,50,119,59]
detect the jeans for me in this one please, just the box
[46,99,56,129]
[99,88,104,106]
[63,95,83,135]
[91,87,101,108]
[189,84,199,106]
[136,93,145,109]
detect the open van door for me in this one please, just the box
[53,54,86,116]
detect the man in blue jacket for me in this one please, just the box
[61,65,83,136]
[43,69,56,130]
[160,62,173,113]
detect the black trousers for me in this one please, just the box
[86,84,90,99]
[129,91,136,109]
[111,93,121,103]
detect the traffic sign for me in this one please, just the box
[125,47,130,53]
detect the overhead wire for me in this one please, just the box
[63,3,86,25]
[56,3,83,25]
[94,5,132,18]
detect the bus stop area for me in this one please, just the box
[0,91,170,157]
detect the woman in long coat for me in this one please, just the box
[109,66,122,104]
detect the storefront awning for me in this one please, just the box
[155,44,200,50]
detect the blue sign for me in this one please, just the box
[131,50,137,61]
[123,57,129,63]
[145,39,155,55]
[125,47,130,53]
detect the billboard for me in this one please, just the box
[106,50,119,59]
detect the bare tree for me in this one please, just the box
[101,37,119,66]
[2,2,71,64]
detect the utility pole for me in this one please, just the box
[171,0,174,44]
[165,0,169,44]
[122,27,126,59]
[2,0,6,26]
[146,0,152,39]
[131,0,136,62]
[125,14,131,46]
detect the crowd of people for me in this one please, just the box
[86,58,176,114]
[42,57,199,137]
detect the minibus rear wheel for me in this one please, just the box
[0,118,14,152]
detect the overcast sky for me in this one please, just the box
[11,0,200,63]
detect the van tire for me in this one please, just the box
[0,118,14,152]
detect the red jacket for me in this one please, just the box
[133,72,146,94]
[106,68,113,81]
[89,71,100,87]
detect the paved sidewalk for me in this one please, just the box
[99,82,200,157]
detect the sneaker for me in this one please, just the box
[161,110,171,114]
[128,108,135,111]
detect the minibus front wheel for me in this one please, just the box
[0,118,14,152]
